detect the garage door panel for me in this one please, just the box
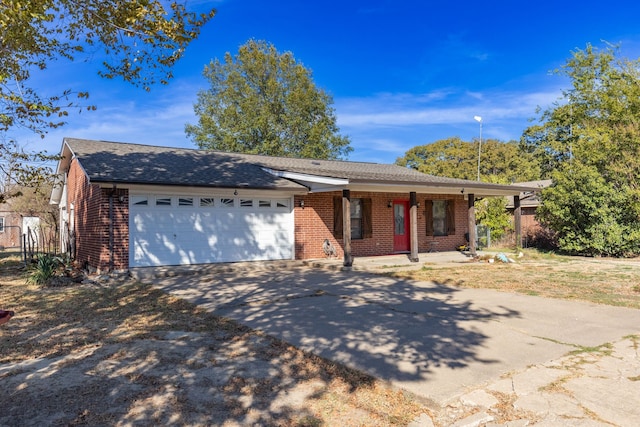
[130,197,293,267]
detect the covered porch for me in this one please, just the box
[326,184,532,268]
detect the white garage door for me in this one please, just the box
[129,194,294,267]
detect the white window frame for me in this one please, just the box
[350,198,363,240]
[275,199,290,209]
[433,200,447,236]
[178,197,194,207]
[155,196,172,207]
[220,198,235,208]
[199,197,215,207]
[131,196,149,206]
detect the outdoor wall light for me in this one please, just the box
[119,195,125,203]
[300,200,305,208]
[387,201,393,208]
[233,190,238,196]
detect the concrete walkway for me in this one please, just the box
[135,255,640,426]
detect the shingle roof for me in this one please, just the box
[506,179,552,208]
[61,138,307,191]
[233,151,473,185]
[59,138,535,194]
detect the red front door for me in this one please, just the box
[393,200,410,252]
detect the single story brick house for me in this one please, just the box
[50,138,535,272]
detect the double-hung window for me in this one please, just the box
[350,199,363,239]
[425,200,456,236]
[333,197,372,239]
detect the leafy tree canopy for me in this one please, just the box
[396,137,540,183]
[186,39,352,159]
[537,161,638,256]
[0,138,53,203]
[1,0,215,198]
[396,137,541,242]
[524,43,640,256]
[2,0,215,136]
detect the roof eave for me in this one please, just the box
[88,178,308,194]
[347,180,538,196]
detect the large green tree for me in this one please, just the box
[2,0,215,135]
[186,40,352,159]
[524,43,640,256]
[1,0,215,199]
[397,137,541,242]
[396,137,540,183]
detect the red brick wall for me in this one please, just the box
[67,160,129,272]
[294,191,469,259]
[0,211,24,249]
[65,161,473,268]
[520,207,540,232]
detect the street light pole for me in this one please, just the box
[474,116,482,181]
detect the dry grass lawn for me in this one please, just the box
[0,254,426,426]
[2,249,640,426]
[394,249,640,309]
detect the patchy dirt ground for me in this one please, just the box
[395,251,640,309]
[2,252,640,426]
[1,330,411,426]
[0,267,429,426]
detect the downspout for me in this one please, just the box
[109,185,115,272]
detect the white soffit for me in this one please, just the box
[262,168,348,193]
[262,167,534,196]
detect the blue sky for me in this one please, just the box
[16,0,640,164]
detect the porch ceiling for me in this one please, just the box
[263,163,538,196]
[291,177,537,197]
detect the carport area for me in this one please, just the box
[139,257,640,409]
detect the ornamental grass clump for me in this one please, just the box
[26,254,64,286]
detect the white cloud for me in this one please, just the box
[332,84,565,161]
[10,84,204,174]
[336,86,562,131]
[14,73,565,167]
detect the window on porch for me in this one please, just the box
[425,199,456,236]
[333,197,372,240]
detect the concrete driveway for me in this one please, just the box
[143,264,640,411]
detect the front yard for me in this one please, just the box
[394,249,640,309]
[1,250,639,426]
[0,254,424,426]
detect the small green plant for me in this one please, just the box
[26,254,64,286]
